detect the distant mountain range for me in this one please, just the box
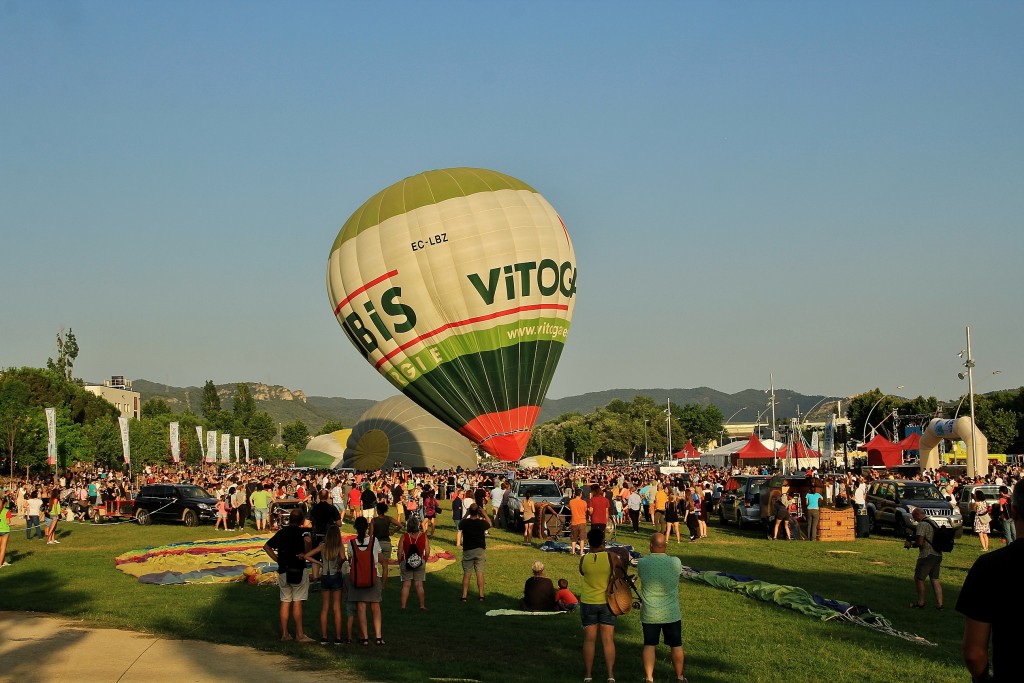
[133,379,841,433]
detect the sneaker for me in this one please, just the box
[320,638,328,645]
[47,541,55,545]
[53,540,60,544]
[0,562,10,567]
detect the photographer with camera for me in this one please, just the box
[904,507,943,610]
[458,503,491,601]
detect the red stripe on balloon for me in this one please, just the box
[459,406,541,461]
[372,303,569,370]
[334,270,399,316]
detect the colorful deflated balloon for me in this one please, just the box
[326,168,576,461]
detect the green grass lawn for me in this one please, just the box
[0,512,984,683]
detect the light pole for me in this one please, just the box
[862,385,904,443]
[954,370,1001,421]
[961,326,982,477]
[720,406,747,446]
[664,399,673,459]
[768,374,778,468]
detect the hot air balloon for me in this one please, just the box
[327,168,576,461]
[343,395,478,471]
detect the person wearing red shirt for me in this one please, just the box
[588,484,610,533]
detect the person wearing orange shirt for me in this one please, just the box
[569,488,589,556]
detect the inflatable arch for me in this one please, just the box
[919,417,989,477]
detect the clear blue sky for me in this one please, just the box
[2,1,1022,403]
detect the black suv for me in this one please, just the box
[133,484,219,526]
[865,480,963,537]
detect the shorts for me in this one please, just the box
[362,508,375,520]
[571,524,586,542]
[642,620,683,647]
[217,513,227,519]
[277,570,310,602]
[559,601,578,612]
[914,555,942,581]
[378,540,392,562]
[44,517,54,528]
[580,602,616,627]
[400,563,427,582]
[462,547,486,574]
[254,508,268,521]
[320,572,343,591]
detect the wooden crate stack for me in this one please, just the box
[816,507,856,542]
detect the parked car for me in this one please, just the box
[505,478,566,530]
[865,480,963,537]
[718,475,768,528]
[133,484,219,527]
[956,484,1002,534]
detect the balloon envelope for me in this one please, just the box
[327,168,576,460]
[343,395,478,471]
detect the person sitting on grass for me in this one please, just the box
[521,560,558,612]
[555,578,579,612]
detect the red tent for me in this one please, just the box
[895,432,920,451]
[673,439,701,460]
[860,434,903,468]
[736,433,776,460]
[777,440,822,461]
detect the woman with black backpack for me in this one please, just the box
[398,516,430,610]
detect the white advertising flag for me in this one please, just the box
[196,426,205,459]
[170,422,181,463]
[243,438,250,463]
[234,435,240,463]
[221,433,231,464]
[45,407,57,466]
[207,430,217,464]
[118,416,131,465]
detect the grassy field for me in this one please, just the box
[0,510,983,683]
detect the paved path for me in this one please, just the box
[0,611,366,683]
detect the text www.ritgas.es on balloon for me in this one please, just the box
[506,322,569,340]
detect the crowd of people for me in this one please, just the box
[1,457,1021,682]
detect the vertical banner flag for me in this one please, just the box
[196,426,206,459]
[243,438,250,463]
[221,433,231,463]
[823,414,835,464]
[45,407,57,466]
[234,435,240,463]
[207,430,217,464]
[810,430,820,453]
[118,416,131,465]
[170,422,181,463]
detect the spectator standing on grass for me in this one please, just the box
[628,488,643,533]
[44,493,61,544]
[805,487,823,541]
[303,525,347,646]
[957,479,1024,683]
[972,490,992,552]
[458,503,491,601]
[398,516,429,610]
[263,508,314,643]
[569,488,589,556]
[250,484,273,532]
[997,485,1016,543]
[905,508,943,609]
[578,527,616,683]
[588,484,610,534]
[638,533,686,683]
[0,491,12,567]
[26,491,43,540]
[372,502,402,590]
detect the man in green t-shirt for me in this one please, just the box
[637,533,686,683]
[250,484,273,531]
